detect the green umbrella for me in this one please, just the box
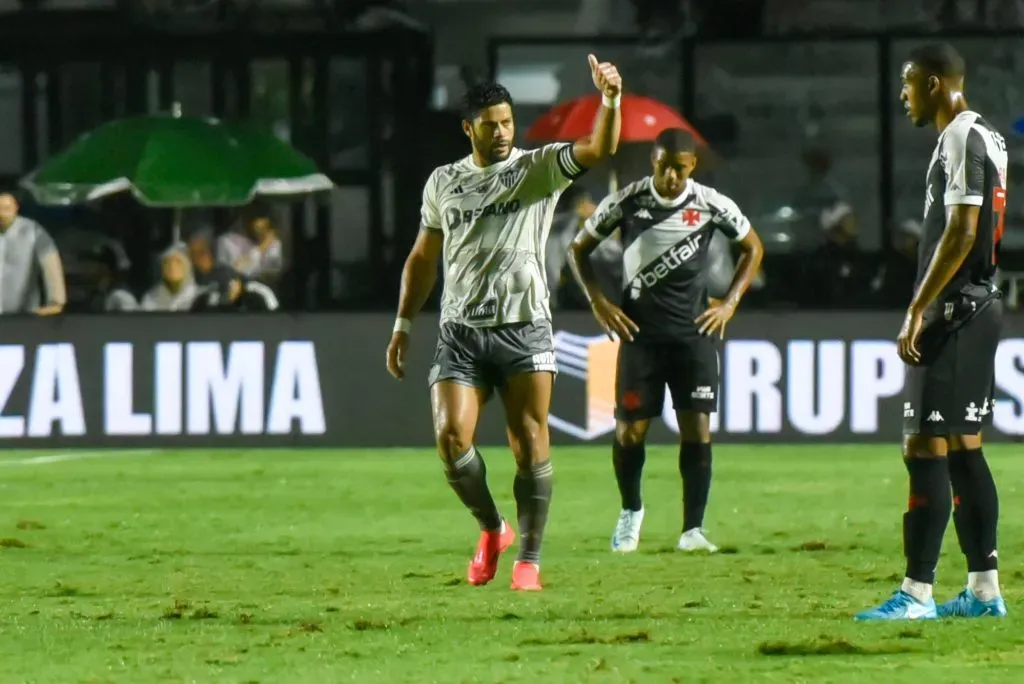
[19,105,332,208]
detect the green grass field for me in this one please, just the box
[0,444,1022,683]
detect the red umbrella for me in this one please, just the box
[525,93,707,145]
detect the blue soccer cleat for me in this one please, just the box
[854,590,938,621]
[936,588,1008,618]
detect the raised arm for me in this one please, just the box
[572,54,623,170]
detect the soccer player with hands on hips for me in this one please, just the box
[566,128,764,555]
[856,43,1008,621]
[385,55,623,591]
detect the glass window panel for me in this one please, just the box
[695,41,882,250]
[328,59,368,170]
[0,66,21,174]
[174,61,212,118]
[58,63,106,146]
[250,60,290,141]
[495,42,684,208]
[495,42,684,130]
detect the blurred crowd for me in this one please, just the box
[0,192,283,316]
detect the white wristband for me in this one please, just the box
[602,92,621,109]
[394,317,412,334]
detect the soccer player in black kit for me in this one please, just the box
[856,43,1008,621]
[566,128,764,553]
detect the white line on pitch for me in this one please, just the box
[0,449,159,467]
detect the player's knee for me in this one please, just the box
[615,421,647,447]
[902,434,948,459]
[434,421,473,463]
[677,412,711,443]
[508,416,548,464]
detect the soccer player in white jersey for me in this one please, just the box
[566,128,764,554]
[385,55,623,591]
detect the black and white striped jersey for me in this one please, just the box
[583,177,751,341]
[917,110,1008,298]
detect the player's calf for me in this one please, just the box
[506,423,553,590]
[611,421,648,552]
[856,435,950,621]
[676,412,717,553]
[941,434,1004,616]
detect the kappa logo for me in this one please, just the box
[634,208,653,220]
[926,410,944,423]
[548,332,619,440]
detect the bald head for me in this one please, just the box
[0,194,18,230]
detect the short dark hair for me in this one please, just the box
[907,42,965,80]
[460,82,513,121]
[654,128,697,154]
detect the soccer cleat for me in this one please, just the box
[936,588,1008,618]
[611,508,645,552]
[854,590,938,621]
[676,527,718,553]
[510,560,542,591]
[467,519,515,586]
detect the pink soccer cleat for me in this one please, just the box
[467,519,515,586]
[510,561,542,592]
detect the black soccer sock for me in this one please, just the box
[445,447,502,531]
[949,448,999,572]
[902,457,952,584]
[514,460,554,564]
[680,442,712,532]
[612,440,646,512]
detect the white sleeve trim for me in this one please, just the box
[731,218,752,242]
[556,144,585,180]
[583,219,605,241]
[943,192,984,207]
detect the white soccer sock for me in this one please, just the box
[968,570,1001,602]
[901,577,933,603]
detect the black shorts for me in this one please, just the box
[615,336,719,421]
[428,320,556,393]
[902,299,1002,436]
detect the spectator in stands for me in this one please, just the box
[801,202,872,309]
[190,267,279,312]
[187,230,218,286]
[83,243,137,312]
[140,243,197,312]
[792,145,857,251]
[0,192,66,315]
[235,205,284,284]
[871,218,921,308]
